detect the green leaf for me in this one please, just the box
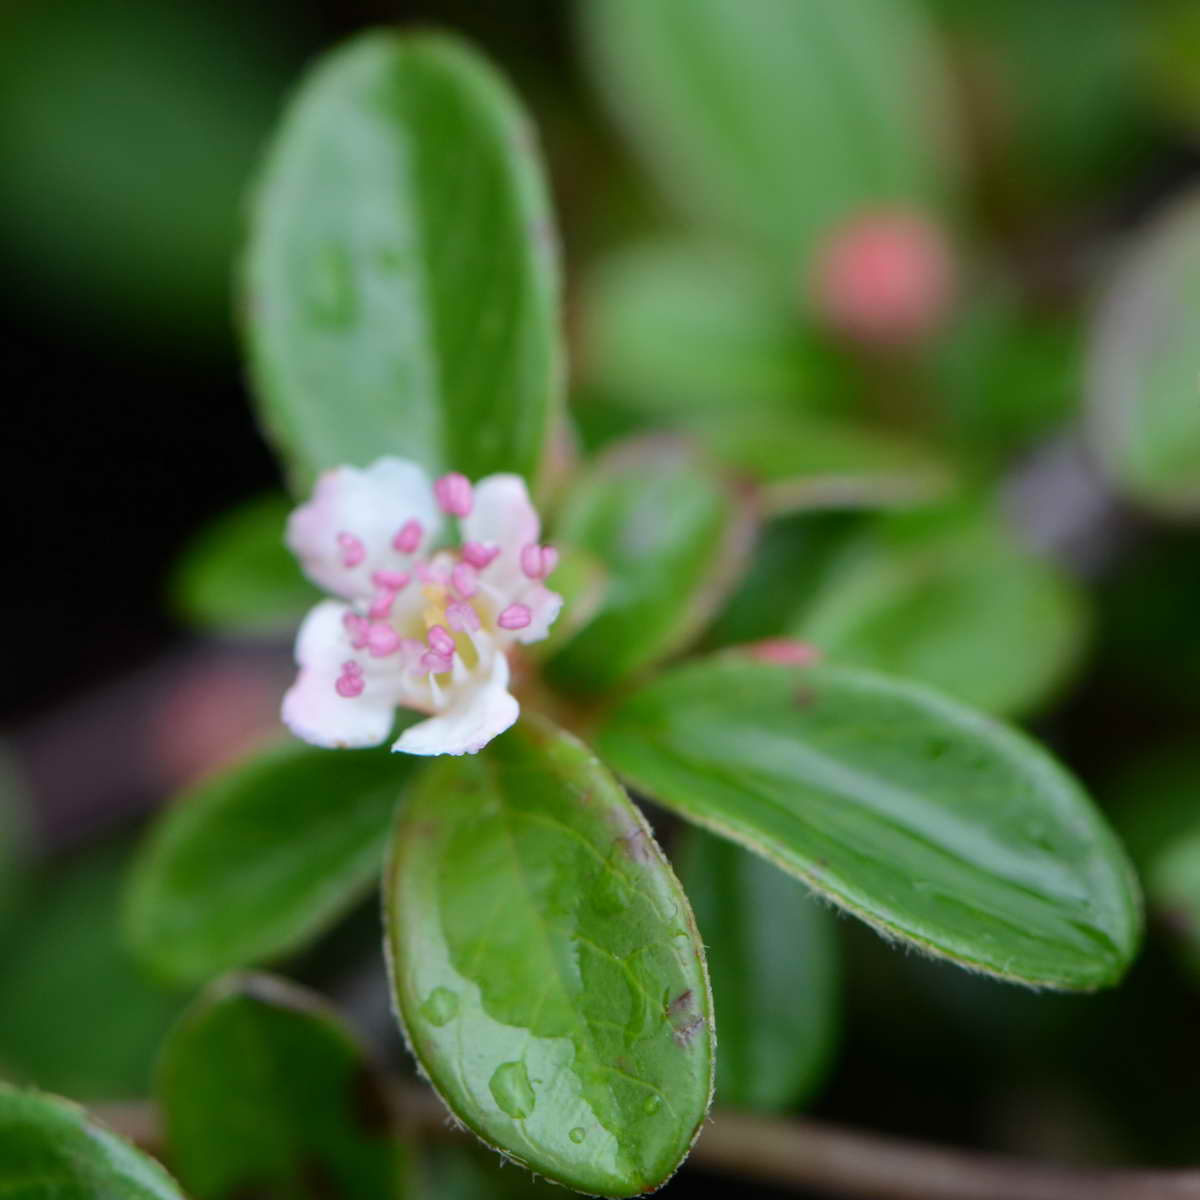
[1087,191,1200,516]
[597,656,1141,990]
[716,415,952,515]
[580,241,856,420]
[158,973,409,1199]
[0,1083,183,1200]
[545,437,752,694]
[384,717,713,1198]
[171,493,319,634]
[676,827,840,1111]
[124,740,416,984]
[244,30,562,493]
[789,505,1089,717]
[0,843,185,1100]
[930,284,1082,466]
[579,0,959,269]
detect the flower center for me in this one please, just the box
[328,473,558,702]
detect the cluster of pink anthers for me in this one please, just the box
[282,458,562,757]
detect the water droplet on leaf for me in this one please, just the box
[643,1095,662,1115]
[490,1060,535,1120]
[569,1127,586,1144]
[419,986,459,1027]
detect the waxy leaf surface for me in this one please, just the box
[677,827,840,1111]
[599,658,1141,990]
[245,31,561,492]
[125,741,415,983]
[0,1084,183,1200]
[385,718,713,1197]
[547,438,750,694]
[158,974,408,1199]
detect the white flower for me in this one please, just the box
[281,458,562,757]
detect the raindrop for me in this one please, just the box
[569,1127,586,1144]
[643,1095,662,1115]
[489,1060,535,1120]
[418,987,459,1027]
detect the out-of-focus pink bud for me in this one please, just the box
[812,211,954,347]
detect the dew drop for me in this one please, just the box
[569,1127,586,1144]
[418,987,459,1027]
[643,1095,662,1115]
[489,1060,535,1120]
[305,243,356,326]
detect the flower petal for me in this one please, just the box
[511,583,563,645]
[391,650,519,757]
[461,474,540,594]
[282,601,402,749]
[286,458,441,600]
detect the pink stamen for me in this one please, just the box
[342,612,369,650]
[368,589,397,620]
[451,562,478,598]
[419,650,453,675]
[520,543,558,580]
[393,520,424,555]
[335,661,365,698]
[337,531,366,568]
[371,569,410,591]
[434,472,473,517]
[462,541,499,569]
[446,600,481,633]
[366,623,401,657]
[427,625,455,656]
[498,603,532,630]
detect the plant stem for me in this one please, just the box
[93,1088,1200,1200]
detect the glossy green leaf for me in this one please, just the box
[0,1083,184,1200]
[0,843,185,1100]
[676,827,840,1111]
[580,0,959,269]
[598,656,1141,990]
[1087,191,1200,516]
[158,973,408,1199]
[124,740,416,984]
[384,717,713,1197]
[790,506,1089,717]
[171,493,319,634]
[545,437,752,694]
[244,31,562,493]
